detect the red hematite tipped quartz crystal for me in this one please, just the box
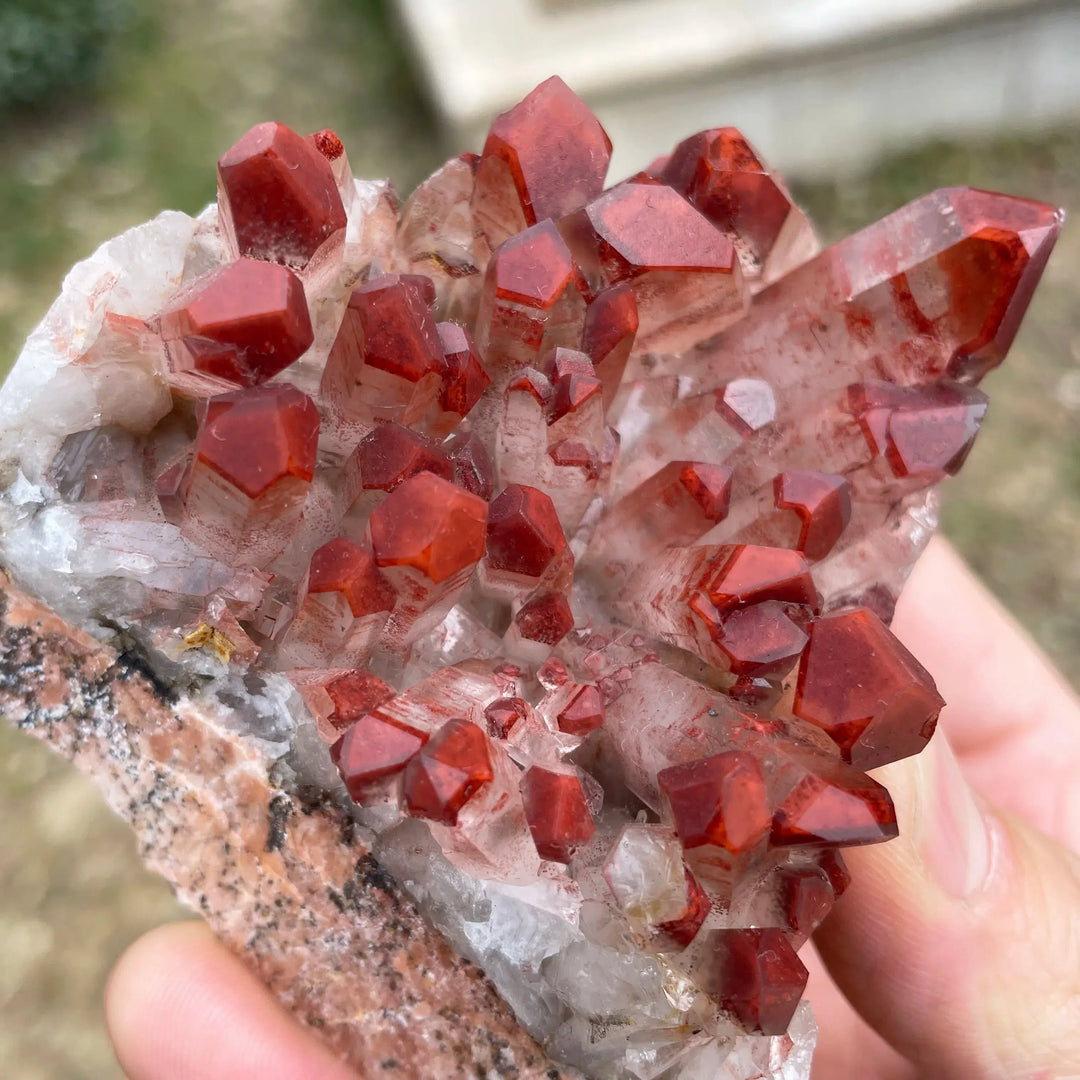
[659,751,771,854]
[485,483,568,578]
[661,127,817,287]
[158,256,314,394]
[698,928,809,1036]
[794,608,944,769]
[520,764,596,862]
[333,711,429,801]
[473,75,613,246]
[403,717,495,825]
[0,77,1064,1080]
[217,120,347,267]
[183,382,319,564]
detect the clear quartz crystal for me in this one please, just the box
[0,82,1063,1080]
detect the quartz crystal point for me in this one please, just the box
[472,75,613,249]
[661,127,818,288]
[0,77,1063,1080]
[218,121,347,268]
[157,256,314,395]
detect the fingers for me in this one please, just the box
[892,537,1080,851]
[815,732,1080,1079]
[803,942,916,1080]
[105,921,359,1080]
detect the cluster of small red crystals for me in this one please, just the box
[60,73,1059,1056]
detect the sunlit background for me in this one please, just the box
[1,1,1078,1075]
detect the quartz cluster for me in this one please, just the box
[0,77,1062,1080]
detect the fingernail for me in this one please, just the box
[921,737,993,900]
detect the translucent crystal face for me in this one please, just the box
[0,77,1062,1080]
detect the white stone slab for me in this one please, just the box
[396,0,1080,177]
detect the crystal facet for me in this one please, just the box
[182,383,319,565]
[403,718,495,825]
[520,765,596,863]
[794,607,944,769]
[662,127,818,286]
[158,257,314,394]
[697,928,809,1035]
[472,75,612,248]
[658,752,771,854]
[218,121,347,267]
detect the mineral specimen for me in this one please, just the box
[0,73,1062,1080]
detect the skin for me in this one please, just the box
[105,537,1080,1080]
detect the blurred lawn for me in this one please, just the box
[0,1,1078,1076]
[0,0,440,373]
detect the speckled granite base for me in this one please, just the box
[0,571,576,1080]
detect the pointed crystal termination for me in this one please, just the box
[307,127,356,201]
[586,460,732,565]
[772,471,852,560]
[158,257,314,395]
[343,422,453,525]
[611,376,775,497]
[658,752,771,855]
[368,471,488,649]
[482,483,572,600]
[520,765,596,862]
[777,866,836,944]
[321,273,446,437]
[181,383,319,566]
[696,928,809,1035]
[511,590,574,648]
[333,711,429,802]
[602,822,713,948]
[494,367,552,487]
[548,347,604,431]
[309,127,345,162]
[403,718,495,825]
[474,221,585,401]
[846,381,989,481]
[613,544,819,672]
[603,824,689,925]
[560,179,747,353]
[50,426,145,503]
[486,484,568,576]
[771,753,898,847]
[277,537,395,669]
[397,153,481,300]
[594,657,748,811]
[472,75,612,249]
[582,282,638,409]
[685,187,1061,404]
[291,667,395,743]
[556,684,605,736]
[445,429,495,500]
[217,121,347,268]
[713,468,853,563]
[432,321,491,436]
[794,607,944,769]
[484,696,529,739]
[710,601,809,678]
[657,869,712,948]
[661,127,818,286]
[353,421,453,490]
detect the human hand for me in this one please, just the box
[106,921,358,1080]
[105,537,1080,1080]
[811,536,1080,1078]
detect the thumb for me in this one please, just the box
[814,732,1080,1080]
